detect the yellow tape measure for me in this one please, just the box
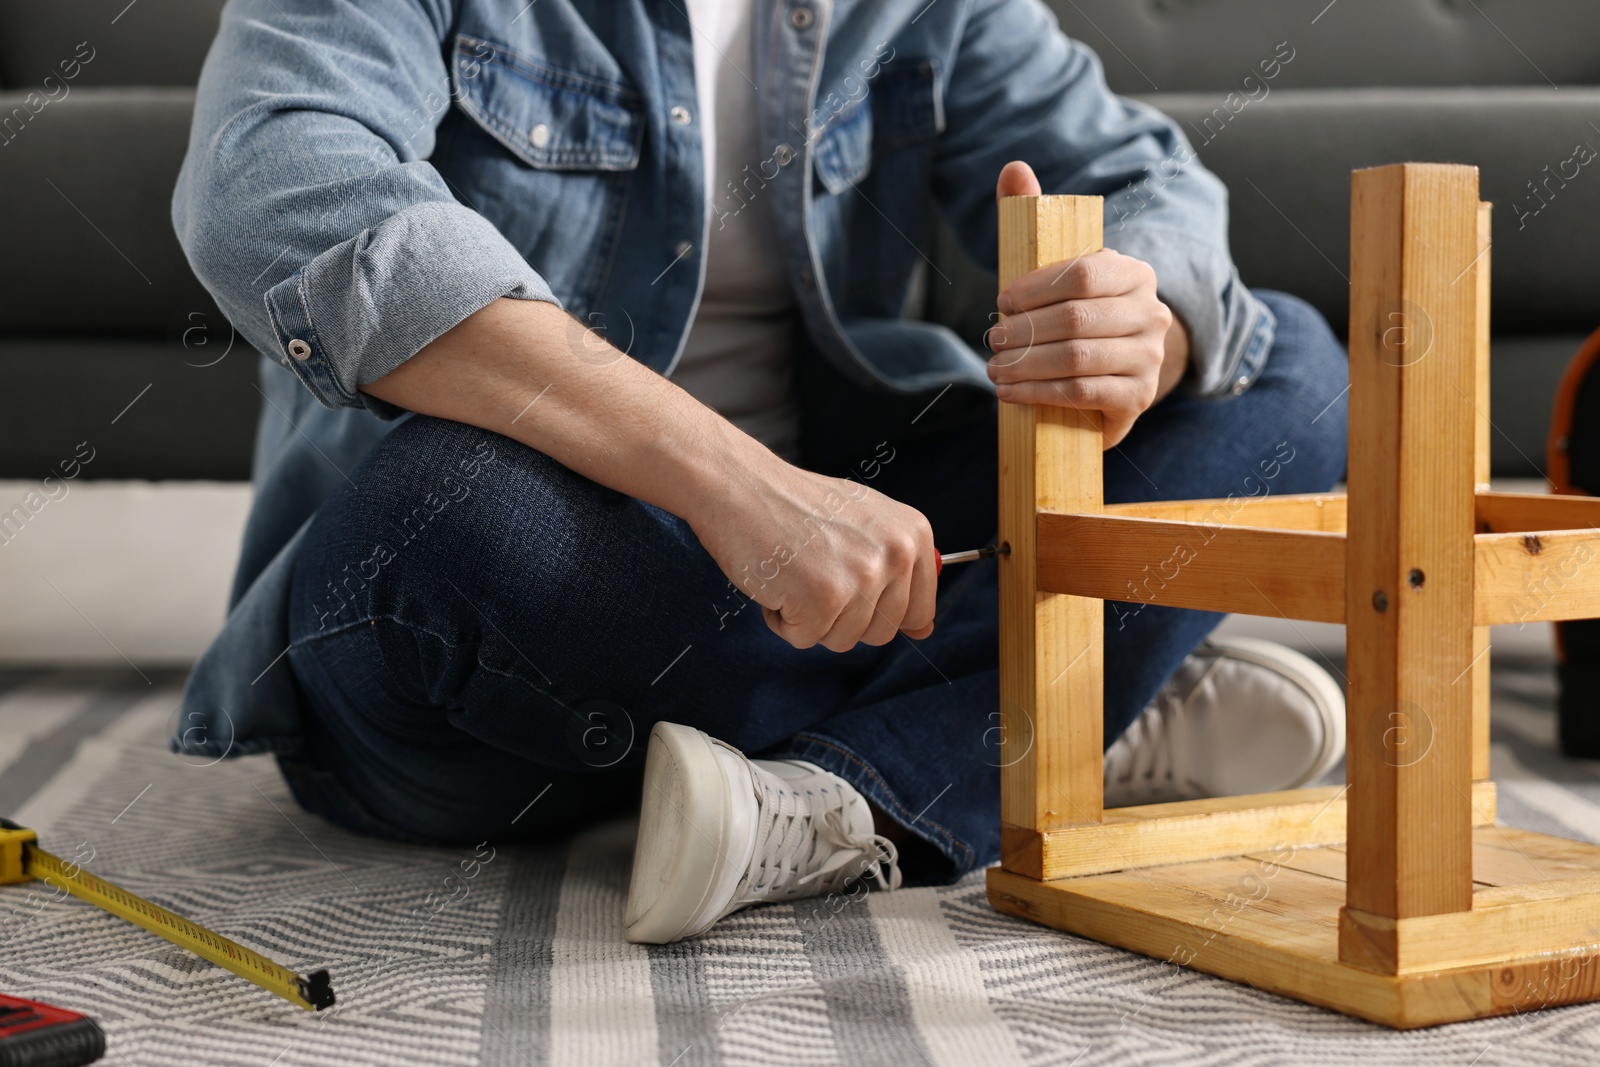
[1,820,333,1012]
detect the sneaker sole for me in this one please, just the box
[624,722,741,945]
[1202,635,1347,787]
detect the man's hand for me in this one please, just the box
[690,454,938,652]
[988,161,1190,447]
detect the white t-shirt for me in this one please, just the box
[672,0,803,461]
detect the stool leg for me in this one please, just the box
[1340,165,1480,970]
[996,195,1105,878]
[1472,201,1493,783]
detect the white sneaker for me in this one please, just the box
[624,721,902,945]
[1103,636,1346,808]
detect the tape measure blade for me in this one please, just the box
[24,843,329,1012]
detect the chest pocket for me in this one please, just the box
[812,58,945,196]
[452,34,644,170]
[444,34,644,315]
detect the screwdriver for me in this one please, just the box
[935,544,1005,574]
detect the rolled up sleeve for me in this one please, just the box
[173,0,561,418]
[932,0,1274,399]
[263,202,556,413]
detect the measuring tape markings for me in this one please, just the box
[21,842,333,1012]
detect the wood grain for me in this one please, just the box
[989,825,1600,1027]
[1031,781,1495,880]
[1342,164,1479,943]
[996,195,1106,849]
[1343,880,1600,975]
[1474,201,1493,492]
[1103,493,1347,532]
[1475,491,1600,533]
[1474,528,1600,624]
[1247,824,1600,890]
[1472,826,1600,885]
[1036,514,1345,623]
[1472,201,1493,782]
[985,168,1600,1028]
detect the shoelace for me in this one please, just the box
[741,772,902,900]
[1104,654,1224,790]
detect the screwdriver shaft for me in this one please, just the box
[938,544,1003,569]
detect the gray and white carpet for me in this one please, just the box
[1,661,1598,1066]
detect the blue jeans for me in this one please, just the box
[278,291,1349,884]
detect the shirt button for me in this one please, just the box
[798,269,815,290]
[529,123,551,148]
[1231,375,1250,395]
[287,339,312,362]
[670,105,692,125]
[789,5,814,29]
[675,239,693,258]
[774,143,795,166]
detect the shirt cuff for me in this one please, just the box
[262,201,561,419]
[1102,223,1275,399]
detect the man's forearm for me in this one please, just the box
[360,297,759,529]
[361,295,941,652]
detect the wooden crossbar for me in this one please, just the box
[1104,492,1347,531]
[1476,491,1600,533]
[1036,514,1345,622]
[1475,528,1600,624]
[1096,491,1600,538]
[1034,505,1600,626]
[1006,781,1498,882]
[1095,490,1600,547]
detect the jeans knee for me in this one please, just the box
[360,415,514,505]
[1254,290,1349,484]
[1258,291,1347,393]
[291,415,605,636]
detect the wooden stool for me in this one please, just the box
[986,163,1600,1028]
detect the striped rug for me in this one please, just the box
[1,662,1598,1066]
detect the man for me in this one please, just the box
[173,0,1349,945]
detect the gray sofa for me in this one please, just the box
[0,0,259,479]
[3,0,1596,480]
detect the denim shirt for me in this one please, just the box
[170,0,1273,759]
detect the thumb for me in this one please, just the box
[996,160,1043,202]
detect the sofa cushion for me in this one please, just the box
[1143,87,1600,336]
[0,88,217,336]
[0,337,260,481]
[0,0,224,89]
[1044,0,1599,94]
